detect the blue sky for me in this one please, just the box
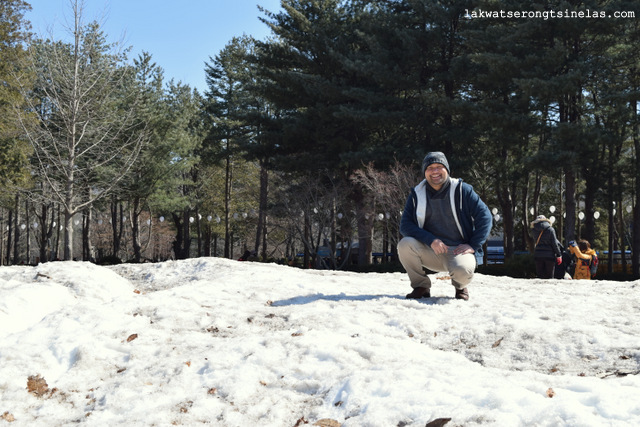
[25,0,283,93]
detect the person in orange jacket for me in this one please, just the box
[568,239,597,280]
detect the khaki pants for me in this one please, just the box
[397,237,477,290]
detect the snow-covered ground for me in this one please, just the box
[1,258,639,426]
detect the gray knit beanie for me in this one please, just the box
[421,152,450,175]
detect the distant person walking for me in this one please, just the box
[397,152,492,301]
[530,215,562,279]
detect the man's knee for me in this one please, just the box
[450,255,477,286]
[397,237,419,256]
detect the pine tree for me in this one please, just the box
[149,81,203,260]
[0,0,32,208]
[204,36,258,258]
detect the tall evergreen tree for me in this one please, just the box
[256,0,396,263]
[0,0,32,209]
[119,52,166,262]
[204,36,258,258]
[150,81,203,260]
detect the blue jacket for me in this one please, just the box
[400,178,493,264]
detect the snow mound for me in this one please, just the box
[0,258,639,427]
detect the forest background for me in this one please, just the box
[1,0,639,279]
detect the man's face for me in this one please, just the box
[424,163,449,190]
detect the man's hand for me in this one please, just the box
[453,243,475,255]
[430,239,449,255]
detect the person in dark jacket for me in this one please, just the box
[397,152,493,301]
[530,215,562,279]
[554,247,573,279]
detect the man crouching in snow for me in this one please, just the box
[397,152,493,301]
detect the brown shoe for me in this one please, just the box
[406,287,431,299]
[455,287,469,301]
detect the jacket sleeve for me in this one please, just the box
[463,185,493,252]
[399,190,438,246]
[568,245,591,260]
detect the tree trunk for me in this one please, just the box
[63,208,73,261]
[37,202,51,263]
[254,162,268,259]
[111,200,123,258]
[0,209,4,266]
[607,150,615,273]
[632,95,640,278]
[564,167,577,243]
[223,139,233,259]
[132,197,142,263]
[5,208,12,265]
[196,207,202,257]
[14,194,20,264]
[171,210,191,260]
[353,185,373,266]
[496,181,515,260]
[82,204,92,261]
[303,211,310,269]
[53,206,61,261]
[25,199,30,264]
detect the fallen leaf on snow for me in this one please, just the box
[293,416,308,426]
[1,412,15,422]
[27,375,49,397]
[126,334,138,342]
[546,388,555,398]
[314,419,340,427]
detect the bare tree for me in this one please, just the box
[14,0,146,260]
[351,160,418,250]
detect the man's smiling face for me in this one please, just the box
[424,163,449,190]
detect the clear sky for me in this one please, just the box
[25,0,283,93]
